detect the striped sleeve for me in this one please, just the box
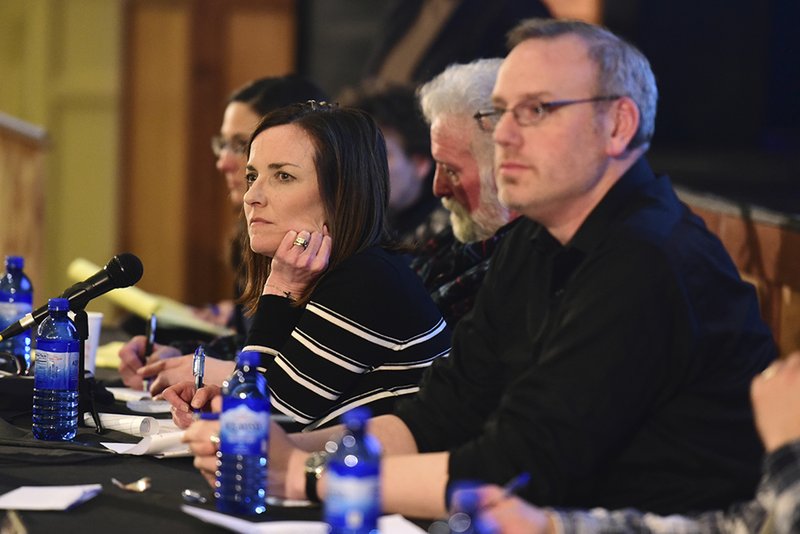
[244,247,451,429]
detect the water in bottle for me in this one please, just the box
[0,256,33,369]
[32,297,79,441]
[216,350,269,515]
[324,407,381,534]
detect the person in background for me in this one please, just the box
[341,82,448,247]
[456,353,800,534]
[163,102,451,431]
[186,18,775,519]
[118,76,327,392]
[410,58,518,326]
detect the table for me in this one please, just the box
[0,379,322,533]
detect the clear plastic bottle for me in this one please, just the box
[324,407,381,534]
[0,256,33,368]
[216,350,269,515]
[32,298,79,441]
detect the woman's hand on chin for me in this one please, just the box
[264,226,331,299]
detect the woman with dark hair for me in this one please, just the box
[118,76,327,391]
[164,101,451,430]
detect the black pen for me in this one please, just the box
[143,314,157,391]
[193,345,206,390]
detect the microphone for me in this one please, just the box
[0,253,143,341]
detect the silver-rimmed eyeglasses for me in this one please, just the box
[473,95,621,132]
[211,135,248,157]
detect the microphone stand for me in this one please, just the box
[72,308,104,433]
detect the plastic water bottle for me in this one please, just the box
[216,350,269,515]
[0,256,33,368]
[324,407,381,534]
[32,298,79,441]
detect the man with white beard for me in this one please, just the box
[411,58,519,327]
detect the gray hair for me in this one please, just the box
[508,18,658,150]
[418,58,503,169]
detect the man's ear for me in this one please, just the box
[606,96,640,157]
[411,155,433,182]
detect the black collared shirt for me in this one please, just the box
[396,157,776,514]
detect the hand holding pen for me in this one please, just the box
[193,345,206,390]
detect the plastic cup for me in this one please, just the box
[84,311,103,375]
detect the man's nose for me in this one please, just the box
[432,168,452,198]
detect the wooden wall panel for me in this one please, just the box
[0,115,47,292]
[122,1,190,300]
[688,198,800,356]
[123,0,296,305]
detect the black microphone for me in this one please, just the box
[0,253,144,341]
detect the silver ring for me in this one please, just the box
[293,236,309,249]
[209,434,220,446]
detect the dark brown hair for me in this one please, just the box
[240,102,391,312]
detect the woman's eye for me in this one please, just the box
[275,171,294,182]
[245,172,257,186]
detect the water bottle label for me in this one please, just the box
[34,347,79,390]
[220,404,268,455]
[325,473,381,530]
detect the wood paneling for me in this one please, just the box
[0,113,47,292]
[686,195,800,356]
[122,0,295,305]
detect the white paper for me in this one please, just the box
[84,413,178,437]
[0,484,102,510]
[126,399,172,413]
[181,506,425,534]
[101,430,190,458]
[106,386,151,402]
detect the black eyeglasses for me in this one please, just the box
[211,135,249,157]
[473,95,621,132]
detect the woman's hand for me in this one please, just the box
[117,335,181,390]
[267,420,308,500]
[264,227,332,299]
[184,418,221,487]
[192,300,235,327]
[161,381,221,429]
[138,355,235,395]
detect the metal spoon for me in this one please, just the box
[181,488,208,505]
[111,477,151,492]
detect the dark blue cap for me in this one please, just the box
[5,256,23,270]
[48,297,69,311]
[237,350,261,367]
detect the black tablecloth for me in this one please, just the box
[0,379,323,533]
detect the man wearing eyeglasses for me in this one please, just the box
[188,18,776,520]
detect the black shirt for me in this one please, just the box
[395,157,776,514]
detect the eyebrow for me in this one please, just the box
[491,92,552,105]
[245,162,301,173]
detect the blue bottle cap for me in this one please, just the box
[237,350,261,368]
[5,256,23,270]
[48,297,70,311]
[342,406,371,427]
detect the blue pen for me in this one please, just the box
[499,472,531,499]
[193,345,206,390]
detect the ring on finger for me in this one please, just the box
[209,434,220,446]
[292,235,309,249]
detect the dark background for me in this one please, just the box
[297,0,799,216]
